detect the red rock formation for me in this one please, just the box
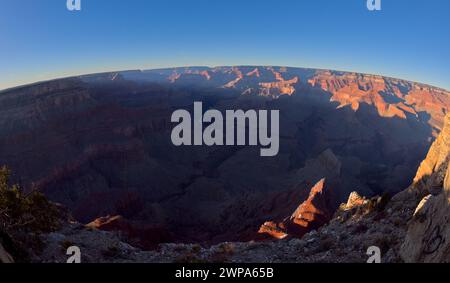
[223,67,244,88]
[168,72,181,83]
[286,179,333,235]
[344,192,368,210]
[166,66,449,129]
[168,69,211,82]
[258,221,288,240]
[258,178,334,239]
[199,70,211,80]
[308,71,450,133]
[87,215,128,231]
[259,77,299,97]
[246,68,261,78]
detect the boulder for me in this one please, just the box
[344,192,368,210]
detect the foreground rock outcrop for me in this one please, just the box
[399,114,450,262]
[400,168,450,262]
[411,114,450,194]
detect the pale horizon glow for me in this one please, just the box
[2,61,449,92]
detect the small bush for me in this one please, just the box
[0,166,61,234]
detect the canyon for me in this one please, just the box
[0,66,449,250]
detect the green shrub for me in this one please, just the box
[0,166,61,234]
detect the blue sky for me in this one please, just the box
[1,0,449,90]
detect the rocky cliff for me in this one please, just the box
[399,114,450,262]
[411,114,450,193]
